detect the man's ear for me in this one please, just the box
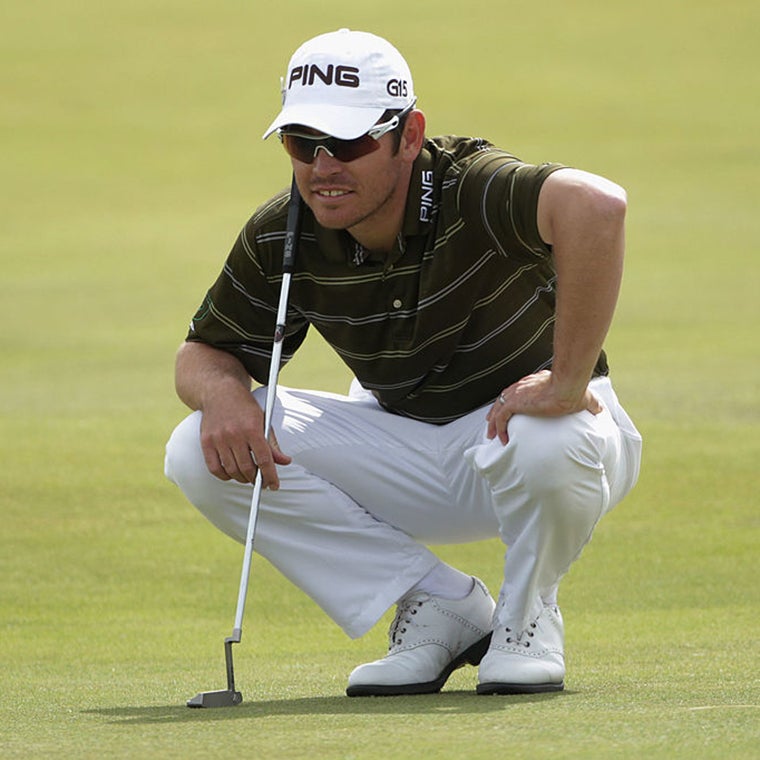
[401,110,426,161]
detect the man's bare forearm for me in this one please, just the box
[537,168,626,406]
[174,340,253,412]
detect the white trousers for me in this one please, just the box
[164,377,641,639]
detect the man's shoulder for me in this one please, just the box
[424,135,533,214]
[428,136,563,210]
[426,135,522,176]
[249,186,292,231]
[416,136,525,224]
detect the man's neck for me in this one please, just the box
[347,167,412,255]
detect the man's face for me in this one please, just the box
[290,121,419,250]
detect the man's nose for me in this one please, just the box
[312,145,342,172]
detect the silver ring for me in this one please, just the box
[498,393,506,405]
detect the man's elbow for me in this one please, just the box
[540,168,626,244]
[595,179,627,225]
[574,170,627,226]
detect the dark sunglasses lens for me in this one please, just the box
[333,135,380,162]
[282,134,381,164]
[281,135,316,163]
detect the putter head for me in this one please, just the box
[186,689,243,708]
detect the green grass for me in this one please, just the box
[2,0,758,757]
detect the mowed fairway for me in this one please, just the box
[1,0,758,757]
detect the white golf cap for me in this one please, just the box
[262,29,415,140]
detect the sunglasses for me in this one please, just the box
[278,101,416,165]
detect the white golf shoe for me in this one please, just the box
[477,603,565,694]
[346,577,495,696]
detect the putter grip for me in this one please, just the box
[282,178,302,273]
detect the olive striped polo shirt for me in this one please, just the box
[187,135,608,424]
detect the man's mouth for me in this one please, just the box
[315,189,351,198]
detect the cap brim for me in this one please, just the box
[262,103,387,140]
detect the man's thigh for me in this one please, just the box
[266,386,500,544]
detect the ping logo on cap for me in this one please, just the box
[288,64,360,89]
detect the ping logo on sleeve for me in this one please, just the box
[420,170,434,222]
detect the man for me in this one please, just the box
[165,28,642,696]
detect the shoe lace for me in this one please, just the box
[388,595,426,650]
[503,620,538,648]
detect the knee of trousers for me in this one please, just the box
[468,412,611,526]
[164,411,219,506]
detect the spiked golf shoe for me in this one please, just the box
[477,603,565,694]
[346,577,495,696]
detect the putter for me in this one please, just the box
[187,177,303,708]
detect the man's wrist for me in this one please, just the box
[548,369,592,410]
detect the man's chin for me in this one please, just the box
[310,208,361,232]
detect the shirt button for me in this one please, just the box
[392,299,403,309]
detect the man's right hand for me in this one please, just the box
[174,341,292,489]
[199,385,291,488]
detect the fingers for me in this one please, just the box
[197,390,292,489]
[269,430,293,466]
[210,447,275,488]
[486,397,512,445]
[485,375,604,445]
[585,389,603,415]
[201,435,289,489]
[243,431,293,489]
[203,446,231,481]
[203,444,254,484]
[233,445,263,485]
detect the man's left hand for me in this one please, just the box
[486,370,603,445]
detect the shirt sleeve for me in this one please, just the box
[459,150,565,260]
[185,215,309,385]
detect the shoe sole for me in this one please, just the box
[476,680,564,695]
[346,633,492,697]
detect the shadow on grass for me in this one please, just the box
[85,690,570,725]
